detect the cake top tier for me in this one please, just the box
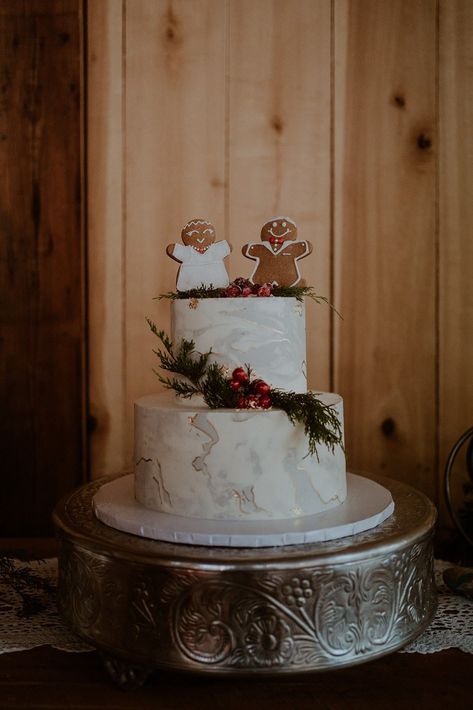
[171,296,307,393]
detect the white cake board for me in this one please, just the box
[92,473,394,548]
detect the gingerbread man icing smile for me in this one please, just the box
[242,217,312,287]
[265,218,295,248]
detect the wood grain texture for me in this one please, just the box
[87,0,126,477]
[334,0,437,497]
[228,0,332,390]
[0,0,85,534]
[438,0,473,521]
[123,0,227,463]
[0,644,472,709]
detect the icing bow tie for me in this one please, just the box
[269,236,284,246]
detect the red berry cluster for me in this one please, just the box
[223,278,274,298]
[229,367,272,409]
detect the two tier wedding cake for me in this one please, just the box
[135,216,346,523]
[93,217,393,546]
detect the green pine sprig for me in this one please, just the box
[155,282,341,317]
[147,320,237,407]
[155,285,222,301]
[270,389,343,458]
[200,362,238,408]
[270,284,319,302]
[147,318,211,385]
[148,324,343,457]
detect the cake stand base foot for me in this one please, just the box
[101,653,152,689]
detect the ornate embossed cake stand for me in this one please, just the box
[54,473,437,685]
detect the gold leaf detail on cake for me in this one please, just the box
[231,487,266,515]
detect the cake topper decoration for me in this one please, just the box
[166,218,231,292]
[242,216,312,287]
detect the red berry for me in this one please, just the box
[236,396,248,409]
[259,394,272,409]
[234,277,251,289]
[254,380,270,395]
[232,367,248,384]
[224,285,241,297]
[230,380,241,391]
[257,283,273,297]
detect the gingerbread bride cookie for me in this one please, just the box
[242,217,312,287]
[167,219,231,291]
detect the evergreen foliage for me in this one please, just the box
[155,282,337,306]
[148,323,343,457]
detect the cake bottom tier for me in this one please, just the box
[134,391,346,521]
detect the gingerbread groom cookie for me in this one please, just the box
[167,218,231,291]
[242,217,312,287]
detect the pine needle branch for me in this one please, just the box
[270,389,343,459]
[148,319,211,383]
[153,283,342,318]
[147,324,344,456]
[155,373,201,399]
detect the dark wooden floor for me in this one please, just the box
[0,645,471,710]
[1,536,472,709]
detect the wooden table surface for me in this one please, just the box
[0,645,471,710]
[1,536,472,710]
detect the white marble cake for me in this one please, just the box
[134,297,347,522]
[134,391,346,521]
[172,297,307,392]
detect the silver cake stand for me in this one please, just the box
[53,473,437,686]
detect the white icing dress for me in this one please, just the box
[173,241,230,291]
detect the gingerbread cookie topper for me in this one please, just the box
[242,216,312,287]
[167,218,231,291]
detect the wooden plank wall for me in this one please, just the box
[87,0,473,524]
[0,0,85,534]
[228,0,332,389]
[438,0,473,521]
[88,0,125,477]
[334,0,437,497]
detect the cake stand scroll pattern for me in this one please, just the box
[156,538,435,669]
[57,543,127,645]
[54,475,437,677]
